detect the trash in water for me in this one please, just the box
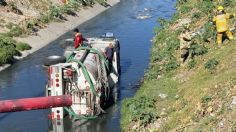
[135,7,156,20]
[136,14,152,20]
[137,7,157,13]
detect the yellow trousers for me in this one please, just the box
[217,30,233,46]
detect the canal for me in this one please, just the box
[0,0,176,131]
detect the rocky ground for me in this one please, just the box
[0,0,61,33]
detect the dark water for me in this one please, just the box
[0,0,175,131]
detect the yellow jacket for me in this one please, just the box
[213,13,230,33]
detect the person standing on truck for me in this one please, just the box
[212,6,234,46]
[105,43,114,71]
[73,28,84,49]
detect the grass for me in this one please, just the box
[121,0,236,131]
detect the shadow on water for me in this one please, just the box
[0,0,176,131]
[120,59,132,74]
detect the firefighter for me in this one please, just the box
[179,24,192,63]
[212,6,234,46]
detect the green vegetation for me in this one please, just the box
[121,0,236,131]
[0,36,18,65]
[204,58,219,71]
[16,42,32,51]
[122,96,157,127]
[8,26,24,37]
[187,59,196,69]
[0,35,32,65]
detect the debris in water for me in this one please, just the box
[135,7,156,20]
[136,14,152,20]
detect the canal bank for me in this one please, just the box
[0,0,176,131]
[0,0,120,72]
[121,0,236,131]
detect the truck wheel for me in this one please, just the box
[43,55,66,66]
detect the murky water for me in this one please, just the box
[0,0,176,131]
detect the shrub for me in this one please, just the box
[0,45,18,63]
[158,18,169,28]
[49,5,63,19]
[201,95,212,103]
[189,43,208,58]
[164,59,179,72]
[151,28,180,74]
[39,14,51,24]
[171,13,180,24]
[145,65,161,80]
[201,22,215,41]
[0,36,16,47]
[8,26,24,37]
[187,59,196,69]
[96,0,106,4]
[62,4,76,16]
[68,1,81,11]
[154,26,162,34]
[196,0,214,15]
[122,96,158,127]
[16,42,31,51]
[166,37,180,51]
[204,58,219,71]
[26,19,39,29]
[179,4,191,14]
[0,36,20,65]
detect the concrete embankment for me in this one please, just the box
[0,0,120,72]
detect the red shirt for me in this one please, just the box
[74,33,83,49]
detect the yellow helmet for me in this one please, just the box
[217,6,224,11]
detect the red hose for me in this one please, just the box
[0,95,72,113]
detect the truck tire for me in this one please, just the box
[43,55,66,66]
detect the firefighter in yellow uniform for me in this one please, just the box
[213,6,234,46]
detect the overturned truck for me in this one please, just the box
[45,33,120,121]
